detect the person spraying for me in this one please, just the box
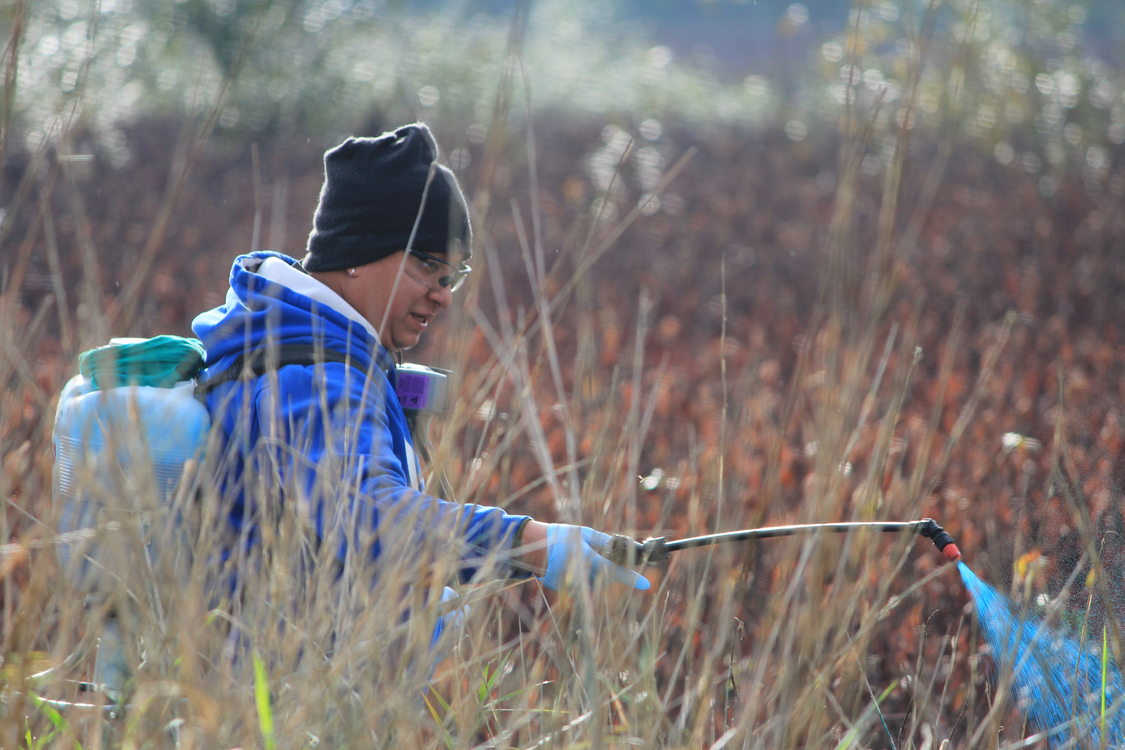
[190,124,647,620]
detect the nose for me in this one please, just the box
[428,283,453,309]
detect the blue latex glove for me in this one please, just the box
[540,524,651,591]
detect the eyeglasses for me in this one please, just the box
[406,249,472,293]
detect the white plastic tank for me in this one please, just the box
[52,374,211,595]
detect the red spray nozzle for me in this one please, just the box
[917,518,961,561]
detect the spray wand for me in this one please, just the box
[606,518,960,567]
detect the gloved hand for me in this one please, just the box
[539,524,651,591]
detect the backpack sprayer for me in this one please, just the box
[48,338,453,709]
[604,518,961,567]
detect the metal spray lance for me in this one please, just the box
[604,518,962,567]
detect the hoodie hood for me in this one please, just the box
[192,251,394,380]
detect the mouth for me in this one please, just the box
[411,312,431,328]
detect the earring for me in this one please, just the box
[346,268,357,278]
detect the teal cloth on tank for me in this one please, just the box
[78,335,206,390]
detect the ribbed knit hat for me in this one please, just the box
[303,123,471,272]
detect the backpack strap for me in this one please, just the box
[195,344,364,397]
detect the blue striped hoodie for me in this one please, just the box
[192,251,530,583]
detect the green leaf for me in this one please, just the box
[253,651,276,750]
[1101,626,1108,739]
[834,681,897,750]
[421,690,455,750]
[26,694,78,749]
[29,694,68,734]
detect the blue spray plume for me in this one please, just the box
[958,561,1124,746]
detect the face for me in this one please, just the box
[342,251,455,352]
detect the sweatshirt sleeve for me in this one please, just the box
[258,363,531,583]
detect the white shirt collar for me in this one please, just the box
[256,256,381,342]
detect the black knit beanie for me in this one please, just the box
[303,123,471,272]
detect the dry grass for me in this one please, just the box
[0,133,1075,750]
[3,3,1124,749]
